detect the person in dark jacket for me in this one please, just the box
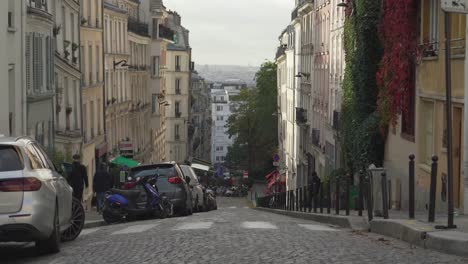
[70,154,88,202]
[93,163,113,213]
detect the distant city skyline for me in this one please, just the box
[165,0,294,66]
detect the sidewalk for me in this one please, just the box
[84,207,106,229]
[254,206,468,257]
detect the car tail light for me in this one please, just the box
[0,178,42,192]
[122,182,136,190]
[168,176,182,184]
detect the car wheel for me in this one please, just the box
[36,203,60,254]
[61,198,85,242]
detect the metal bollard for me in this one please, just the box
[303,186,307,212]
[335,176,340,215]
[409,154,415,219]
[327,180,331,214]
[309,184,313,213]
[381,172,389,219]
[365,174,373,222]
[314,183,319,213]
[428,155,438,222]
[345,173,350,216]
[295,188,299,211]
[358,170,364,216]
[319,183,324,213]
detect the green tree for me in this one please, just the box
[225,61,278,180]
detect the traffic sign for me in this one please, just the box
[442,0,468,13]
[243,171,248,179]
[273,154,280,162]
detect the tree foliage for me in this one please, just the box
[225,61,278,180]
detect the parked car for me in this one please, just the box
[128,162,193,216]
[0,137,84,254]
[180,165,206,212]
[205,187,218,211]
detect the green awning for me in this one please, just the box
[110,156,140,168]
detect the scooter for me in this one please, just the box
[102,175,173,224]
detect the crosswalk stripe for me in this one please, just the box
[79,228,100,236]
[228,206,237,209]
[298,224,339,231]
[241,221,278,229]
[175,221,213,230]
[111,224,159,235]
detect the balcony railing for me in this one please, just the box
[175,112,182,118]
[159,24,175,41]
[128,18,149,37]
[28,0,48,12]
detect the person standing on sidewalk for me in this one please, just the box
[93,163,113,213]
[70,154,89,202]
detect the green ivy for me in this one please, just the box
[339,0,385,174]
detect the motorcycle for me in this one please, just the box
[205,188,218,211]
[102,175,173,224]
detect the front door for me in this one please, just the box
[453,107,462,208]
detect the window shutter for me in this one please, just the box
[25,34,32,94]
[45,36,50,90]
[33,34,40,92]
[49,36,55,90]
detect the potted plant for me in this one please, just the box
[66,106,73,115]
[81,17,87,26]
[112,97,117,103]
[71,43,79,64]
[63,40,71,59]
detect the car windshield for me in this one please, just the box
[129,166,176,179]
[0,146,24,172]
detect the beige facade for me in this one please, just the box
[81,0,105,205]
[128,2,151,163]
[104,0,130,159]
[54,0,83,158]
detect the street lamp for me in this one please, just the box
[295,72,310,79]
[337,0,349,8]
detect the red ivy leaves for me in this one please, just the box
[376,0,418,127]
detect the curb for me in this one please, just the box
[255,207,468,257]
[254,207,367,230]
[83,220,107,229]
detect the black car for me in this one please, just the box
[128,162,193,216]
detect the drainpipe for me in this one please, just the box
[463,18,468,215]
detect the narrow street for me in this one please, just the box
[1,198,466,264]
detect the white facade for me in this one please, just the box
[0,0,26,137]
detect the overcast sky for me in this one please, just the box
[165,0,295,66]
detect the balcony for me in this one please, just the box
[27,0,52,21]
[159,24,175,41]
[333,110,340,131]
[312,129,320,147]
[295,107,307,124]
[128,18,149,37]
[276,46,286,59]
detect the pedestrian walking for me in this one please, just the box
[70,154,88,202]
[93,163,113,213]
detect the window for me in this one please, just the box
[25,144,44,169]
[422,101,434,165]
[90,101,95,139]
[450,13,466,55]
[97,99,102,134]
[401,67,415,138]
[35,122,44,146]
[175,101,180,117]
[217,116,224,121]
[216,156,220,161]
[96,46,100,82]
[8,0,14,28]
[152,94,157,113]
[175,79,181,94]
[33,143,55,170]
[74,80,79,129]
[0,146,23,171]
[175,55,180,71]
[83,103,87,142]
[175,124,180,140]
[421,0,439,53]
[88,45,93,84]
[152,56,159,77]
[216,105,223,111]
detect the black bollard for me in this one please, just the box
[296,188,299,211]
[319,183,324,213]
[335,176,340,215]
[428,155,438,222]
[365,172,373,222]
[409,154,415,219]
[358,170,364,216]
[309,184,313,213]
[346,173,350,216]
[381,172,389,219]
[327,180,331,214]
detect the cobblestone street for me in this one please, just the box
[1,198,467,264]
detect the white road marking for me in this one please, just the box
[241,221,278,229]
[298,224,339,231]
[243,206,249,209]
[175,221,214,230]
[111,224,159,235]
[79,228,100,236]
[228,206,237,209]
